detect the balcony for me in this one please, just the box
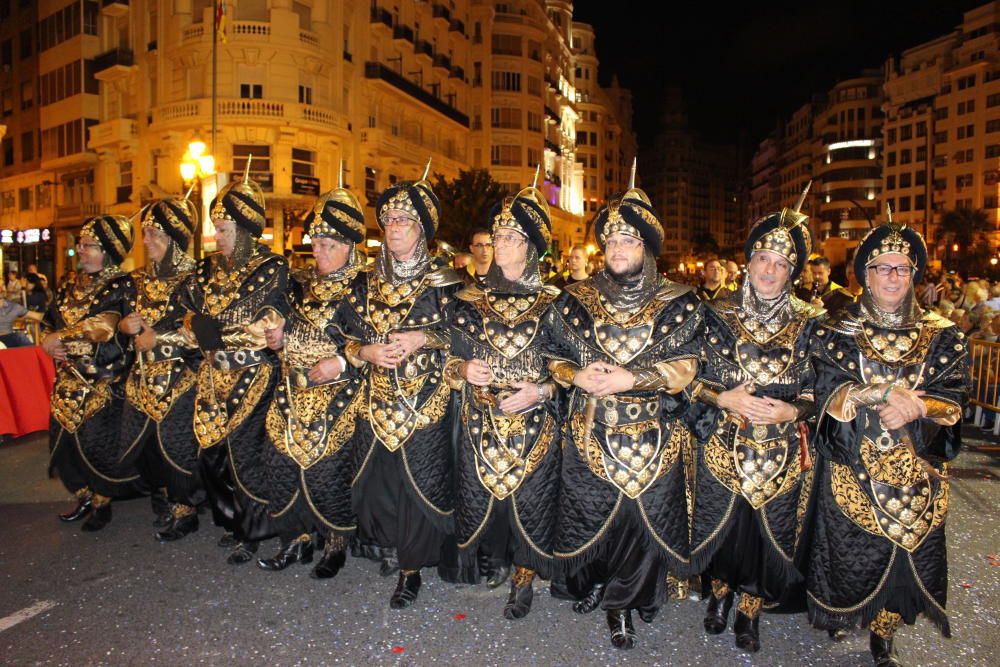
[101,0,129,18]
[433,54,451,71]
[364,62,469,127]
[432,4,451,23]
[87,118,137,150]
[94,48,136,82]
[300,30,320,48]
[449,19,465,35]
[449,66,465,81]
[151,98,349,134]
[370,7,393,29]
[415,40,433,62]
[393,25,415,44]
[544,138,560,153]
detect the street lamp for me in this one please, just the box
[180,139,217,258]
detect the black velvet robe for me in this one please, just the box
[547,278,702,610]
[47,268,140,498]
[806,303,968,636]
[685,295,823,603]
[181,246,290,542]
[449,283,562,579]
[263,267,364,539]
[118,260,203,506]
[336,260,461,568]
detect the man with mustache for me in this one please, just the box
[546,176,702,649]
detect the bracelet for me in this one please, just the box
[537,383,545,403]
[881,383,895,404]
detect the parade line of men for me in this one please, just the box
[38,163,968,667]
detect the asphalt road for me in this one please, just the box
[0,431,997,666]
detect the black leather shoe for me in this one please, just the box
[59,494,92,522]
[379,549,400,577]
[311,548,347,580]
[828,627,850,642]
[503,580,534,620]
[704,591,734,635]
[156,513,199,542]
[486,564,511,589]
[870,632,902,667]
[152,512,172,529]
[572,582,606,614]
[733,612,761,653]
[81,503,112,532]
[257,537,315,571]
[389,571,422,609]
[606,609,636,650]
[218,532,238,549]
[226,541,258,565]
[638,605,658,624]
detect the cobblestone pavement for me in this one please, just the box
[0,431,997,666]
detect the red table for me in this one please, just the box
[0,346,55,438]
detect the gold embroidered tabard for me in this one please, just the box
[126,357,196,422]
[831,437,949,552]
[366,366,450,451]
[571,395,682,499]
[466,402,555,500]
[199,252,277,318]
[704,421,802,509]
[475,291,554,361]
[266,380,360,469]
[133,272,188,326]
[194,362,272,447]
[50,372,112,434]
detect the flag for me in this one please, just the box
[215,0,228,44]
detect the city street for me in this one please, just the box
[0,431,997,667]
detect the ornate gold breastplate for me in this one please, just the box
[466,402,554,500]
[705,421,801,509]
[134,273,185,325]
[475,291,552,360]
[570,282,663,365]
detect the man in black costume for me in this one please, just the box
[182,167,289,565]
[338,164,462,608]
[258,182,367,578]
[546,177,702,649]
[445,182,561,619]
[806,208,968,667]
[685,191,823,653]
[44,214,138,531]
[117,195,203,541]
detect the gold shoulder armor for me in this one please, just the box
[656,281,696,302]
[824,308,862,335]
[790,295,827,319]
[456,284,485,302]
[922,310,957,329]
[426,266,463,287]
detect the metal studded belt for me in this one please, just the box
[209,348,264,371]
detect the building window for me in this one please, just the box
[292,1,311,30]
[20,130,33,162]
[886,175,896,190]
[490,144,520,166]
[527,111,542,132]
[490,107,521,129]
[900,149,911,164]
[20,80,32,109]
[19,27,31,59]
[527,76,541,96]
[887,128,897,143]
[916,171,926,186]
[527,147,540,168]
[897,196,911,212]
[916,194,926,210]
[956,174,973,188]
[899,173,911,188]
[957,74,976,90]
[1,87,11,117]
[291,148,315,177]
[233,144,271,175]
[2,137,13,166]
[886,151,897,167]
[491,71,520,92]
[298,84,312,105]
[240,83,263,99]
[491,33,521,56]
[18,186,31,210]
[934,107,948,120]
[900,125,912,140]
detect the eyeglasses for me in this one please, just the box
[605,237,642,249]
[471,242,493,249]
[382,215,417,228]
[492,233,525,247]
[868,264,913,277]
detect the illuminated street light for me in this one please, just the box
[180,140,218,258]
[188,139,207,160]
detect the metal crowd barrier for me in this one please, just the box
[968,338,1000,435]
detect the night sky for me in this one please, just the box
[572,0,986,150]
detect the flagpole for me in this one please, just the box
[212,0,218,156]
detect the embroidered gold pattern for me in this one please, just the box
[869,609,903,640]
[194,363,272,448]
[737,593,763,619]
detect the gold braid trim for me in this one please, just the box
[548,359,580,388]
[869,609,903,640]
[711,579,732,599]
[59,312,120,343]
[512,567,536,587]
[737,593,763,619]
[91,493,111,508]
[344,340,367,369]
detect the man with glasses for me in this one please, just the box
[444,185,561,619]
[43,215,138,531]
[806,209,968,667]
[546,180,702,650]
[337,167,462,609]
[465,228,494,286]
